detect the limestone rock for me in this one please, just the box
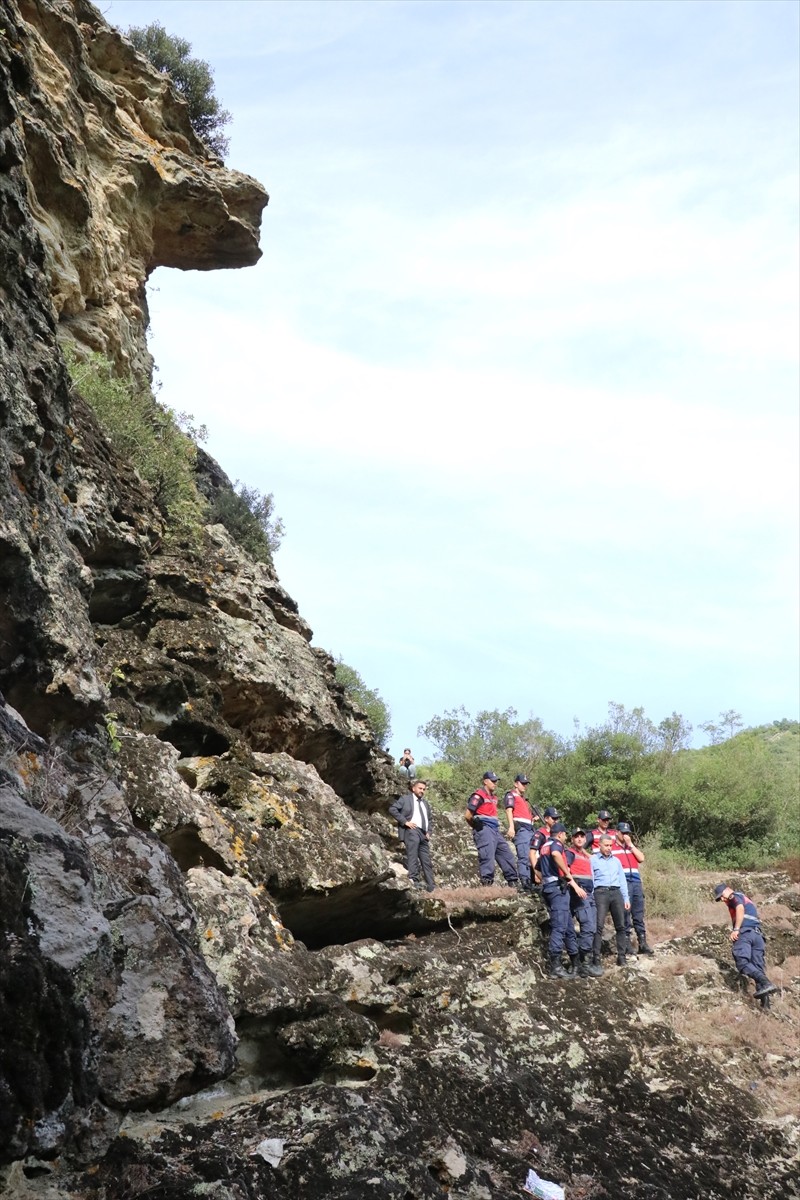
[0,764,235,1159]
[16,0,268,383]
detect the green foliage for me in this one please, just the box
[662,725,800,866]
[208,482,284,563]
[699,709,744,745]
[104,712,122,755]
[418,707,562,811]
[418,700,799,866]
[127,21,231,157]
[334,659,392,747]
[531,721,666,832]
[65,349,205,543]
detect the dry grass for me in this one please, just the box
[377,1028,407,1049]
[429,884,518,908]
[653,953,716,978]
[667,993,798,1049]
[774,954,800,980]
[660,962,800,1120]
[644,868,704,921]
[756,902,798,931]
[648,912,717,944]
[776,854,800,882]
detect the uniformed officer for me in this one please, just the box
[714,883,777,1003]
[567,828,602,977]
[539,822,586,978]
[504,774,539,892]
[529,805,560,886]
[613,821,654,955]
[591,808,618,846]
[465,771,520,887]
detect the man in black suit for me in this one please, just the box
[389,779,435,892]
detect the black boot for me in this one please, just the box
[637,940,655,955]
[577,951,594,979]
[548,954,570,979]
[616,954,627,967]
[754,977,777,999]
[566,953,579,977]
[590,953,604,977]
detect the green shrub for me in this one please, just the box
[334,659,391,747]
[126,22,231,158]
[65,348,205,544]
[208,482,284,563]
[662,735,782,865]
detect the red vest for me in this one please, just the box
[470,788,498,818]
[504,790,533,822]
[592,826,618,846]
[724,892,760,929]
[570,847,593,882]
[612,845,641,877]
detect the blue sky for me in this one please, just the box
[106,0,799,757]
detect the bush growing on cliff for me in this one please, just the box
[208,483,284,563]
[334,659,392,747]
[65,349,205,542]
[126,22,231,158]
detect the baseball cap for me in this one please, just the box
[482,771,499,782]
[571,827,586,837]
[713,883,727,901]
[551,822,567,835]
[514,774,530,784]
[543,806,559,818]
[617,821,632,834]
[597,809,612,821]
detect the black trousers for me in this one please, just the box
[402,827,435,890]
[593,886,627,959]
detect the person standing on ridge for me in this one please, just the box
[714,883,777,1004]
[591,833,630,967]
[539,822,586,978]
[613,821,654,955]
[389,779,435,892]
[504,774,538,892]
[465,771,520,887]
[592,808,618,846]
[567,828,602,977]
[530,805,560,886]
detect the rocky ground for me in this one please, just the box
[2,706,799,1200]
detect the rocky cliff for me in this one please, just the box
[1,4,798,1199]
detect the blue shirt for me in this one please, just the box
[591,852,630,903]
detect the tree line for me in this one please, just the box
[417,703,799,869]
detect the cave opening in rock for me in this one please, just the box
[274,878,442,949]
[157,720,230,758]
[162,825,232,875]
